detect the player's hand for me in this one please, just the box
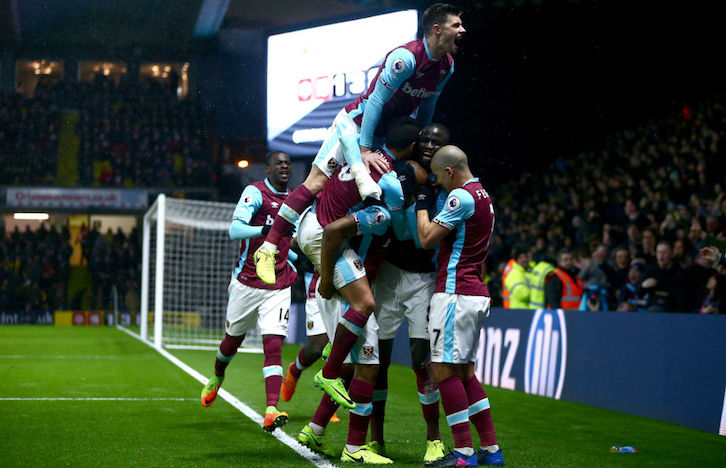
[318,278,335,300]
[415,186,435,212]
[362,148,390,174]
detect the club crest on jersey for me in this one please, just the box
[307,321,314,330]
[354,260,364,271]
[448,196,461,210]
[327,158,339,171]
[362,346,374,357]
[392,58,407,74]
[374,211,386,224]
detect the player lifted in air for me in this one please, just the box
[201,152,297,433]
[253,3,466,286]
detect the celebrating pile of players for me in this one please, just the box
[200,4,504,466]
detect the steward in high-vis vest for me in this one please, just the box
[503,244,532,309]
[529,259,555,309]
[501,258,516,307]
[545,249,583,310]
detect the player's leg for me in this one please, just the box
[425,293,477,467]
[201,332,243,406]
[282,332,327,401]
[259,287,292,432]
[367,262,404,452]
[319,275,375,384]
[298,365,353,457]
[340,315,392,464]
[254,166,327,284]
[368,338,392,452]
[255,109,362,284]
[202,279,259,406]
[462,365,503,466]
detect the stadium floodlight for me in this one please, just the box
[140,194,262,352]
[14,212,49,220]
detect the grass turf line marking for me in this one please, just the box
[1,397,197,401]
[116,325,338,468]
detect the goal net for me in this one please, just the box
[140,194,262,352]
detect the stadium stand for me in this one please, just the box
[485,98,726,311]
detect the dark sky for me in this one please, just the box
[435,1,724,182]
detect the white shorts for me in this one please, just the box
[316,285,379,365]
[225,278,290,338]
[373,262,435,340]
[297,207,367,289]
[429,293,491,364]
[305,294,327,336]
[312,109,360,178]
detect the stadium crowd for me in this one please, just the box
[0,223,141,313]
[0,75,214,187]
[490,98,726,313]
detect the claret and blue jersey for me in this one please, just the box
[231,178,297,290]
[432,178,495,296]
[344,37,454,148]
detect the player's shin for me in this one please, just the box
[439,375,474,455]
[321,308,369,379]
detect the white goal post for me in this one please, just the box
[140,194,262,352]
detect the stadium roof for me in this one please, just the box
[0,0,424,51]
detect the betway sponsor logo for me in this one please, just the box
[400,82,436,99]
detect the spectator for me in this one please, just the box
[545,249,583,310]
[639,240,685,312]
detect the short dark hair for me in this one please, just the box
[512,243,529,259]
[385,117,420,151]
[422,3,463,36]
[265,151,289,166]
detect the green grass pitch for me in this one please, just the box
[1,326,723,467]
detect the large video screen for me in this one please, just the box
[267,10,418,157]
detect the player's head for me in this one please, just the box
[422,3,465,55]
[430,144,469,192]
[417,123,450,170]
[385,116,420,160]
[265,151,291,190]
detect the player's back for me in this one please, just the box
[345,39,454,139]
[436,179,494,296]
[316,149,394,226]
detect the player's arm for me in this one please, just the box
[377,171,408,240]
[319,205,391,299]
[416,60,454,127]
[417,188,474,249]
[359,48,416,151]
[229,186,264,239]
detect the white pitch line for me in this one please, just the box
[0,397,196,401]
[116,325,338,468]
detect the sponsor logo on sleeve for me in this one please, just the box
[447,196,461,210]
[243,195,253,205]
